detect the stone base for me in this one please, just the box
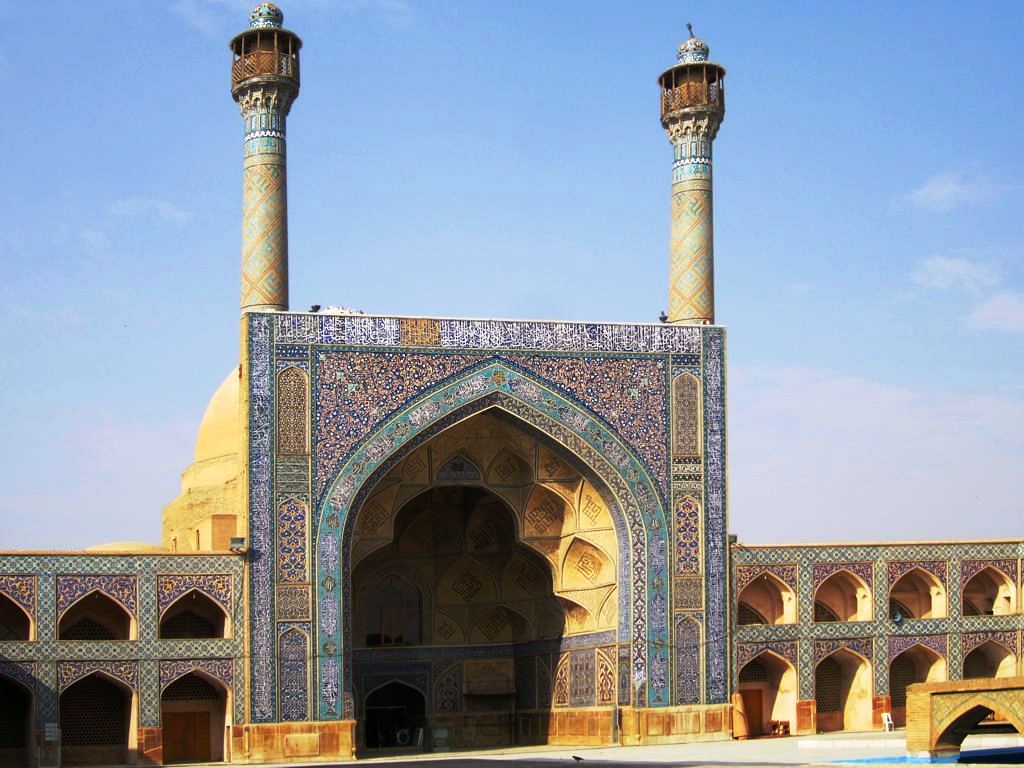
[231,721,357,763]
[872,695,892,730]
[795,699,817,735]
[136,726,163,765]
[619,704,732,745]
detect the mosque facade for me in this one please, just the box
[0,4,1021,766]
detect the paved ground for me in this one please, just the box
[255,730,1024,768]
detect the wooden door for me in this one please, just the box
[740,689,764,736]
[163,712,211,763]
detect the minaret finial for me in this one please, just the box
[687,22,694,38]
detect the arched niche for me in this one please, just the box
[814,648,872,733]
[814,571,871,623]
[735,651,796,737]
[0,673,34,767]
[963,640,1017,679]
[889,568,946,620]
[962,567,1016,617]
[160,672,230,763]
[59,673,136,766]
[362,574,423,647]
[159,590,229,639]
[58,592,135,641]
[737,573,796,625]
[889,644,947,727]
[0,593,31,641]
[934,699,1024,754]
[364,681,426,750]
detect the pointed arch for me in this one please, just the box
[58,591,135,641]
[276,365,309,455]
[363,681,427,750]
[59,672,137,765]
[0,671,34,767]
[962,566,1016,617]
[890,567,946,619]
[161,671,230,763]
[889,644,947,727]
[814,569,872,622]
[934,696,1024,753]
[737,572,796,625]
[0,592,31,641]
[159,589,230,639]
[963,639,1017,679]
[313,363,670,718]
[736,650,797,737]
[814,648,872,732]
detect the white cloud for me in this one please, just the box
[968,292,1024,332]
[729,366,1024,545]
[905,171,1008,212]
[910,255,999,296]
[110,197,192,226]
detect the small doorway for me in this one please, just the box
[365,682,426,749]
[739,689,764,736]
[161,673,228,763]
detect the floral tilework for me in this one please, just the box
[159,658,233,690]
[279,627,310,721]
[961,559,1018,587]
[156,574,233,618]
[0,661,35,691]
[671,372,701,456]
[0,575,36,617]
[813,637,873,663]
[277,366,309,455]
[889,633,947,661]
[57,660,138,692]
[888,560,948,589]
[961,630,1018,655]
[55,574,137,618]
[735,564,797,594]
[277,499,308,583]
[675,615,702,704]
[736,641,797,670]
[674,496,701,575]
[812,562,873,589]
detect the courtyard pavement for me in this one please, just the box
[253,730,1024,768]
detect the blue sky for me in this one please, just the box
[1,0,1021,549]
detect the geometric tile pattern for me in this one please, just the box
[0,553,244,730]
[732,541,1024,699]
[674,496,701,575]
[55,574,137,619]
[669,186,714,324]
[671,372,701,455]
[278,627,309,721]
[247,314,726,719]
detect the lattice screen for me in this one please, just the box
[889,655,918,708]
[738,658,767,683]
[60,676,127,746]
[162,674,221,701]
[737,603,765,625]
[815,657,842,713]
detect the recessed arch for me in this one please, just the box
[363,681,426,750]
[58,591,135,641]
[814,648,873,732]
[737,572,796,625]
[59,672,136,766]
[962,566,1016,617]
[159,589,230,639]
[963,640,1017,679]
[889,644,947,727]
[736,650,796,738]
[161,671,231,763]
[0,593,31,641]
[889,568,946,619]
[0,672,34,767]
[314,369,670,719]
[934,696,1024,754]
[814,570,872,623]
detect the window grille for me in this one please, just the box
[60,676,126,746]
[738,659,767,683]
[963,648,996,679]
[889,655,919,708]
[815,657,842,712]
[162,674,220,701]
[365,575,421,646]
[61,617,116,641]
[160,610,217,639]
[814,601,840,622]
[737,602,766,625]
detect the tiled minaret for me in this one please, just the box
[231,3,301,312]
[659,29,725,324]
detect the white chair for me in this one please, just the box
[882,712,895,732]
